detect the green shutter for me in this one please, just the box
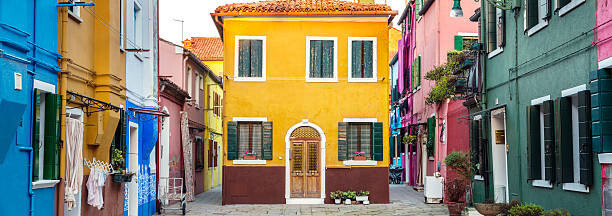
[373,122,383,161]
[227,121,238,160]
[527,105,541,180]
[416,56,421,88]
[555,97,574,183]
[427,116,435,157]
[338,122,348,161]
[363,41,373,78]
[250,40,263,77]
[238,40,251,77]
[578,90,593,186]
[351,41,362,78]
[470,120,481,176]
[542,100,555,182]
[454,35,463,50]
[262,121,273,160]
[322,40,334,78]
[43,93,61,180]
[32,90,42,181]
[310,40,322,78]
[527,0,539,30]
[487,2,497,52]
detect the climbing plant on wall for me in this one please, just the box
[424,50,471,104]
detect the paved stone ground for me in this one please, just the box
[159,184,448,216]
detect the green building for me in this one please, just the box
[469,0,604,215]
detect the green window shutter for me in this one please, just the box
[351,41,362,78]
[527,0,539,29]
[527,105,541,180]
[427,116,435,157]
[250,40,263,77]
[321,40,334,78]
[578,90,593,186]
[487,3,497,52]
[555,97,574,183]
[238,40,251,77]
[470,120,481,176]
[363,41,373,78]
[310,40,322,78]
[416,56,421,88]
[262,121,273,160]
[454,35,463,50]
[227,121,238,160]
[372,122,383,161]
[542,100,555,182]
[32,89,42,182]
[43,93,61,180]
[338,122,348,161]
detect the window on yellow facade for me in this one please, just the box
[195,136,204,169]
[349,38,376,81]
[238,39,263,78]
[238,122,263,160]
[308,40,335,79]
[337,122,383,161]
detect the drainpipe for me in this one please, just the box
[19,146,35,216]
[512,6,522,202]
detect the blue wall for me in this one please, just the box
[124,101,158,216]
[0,0,59,215]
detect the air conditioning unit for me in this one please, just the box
[424,176,444,203]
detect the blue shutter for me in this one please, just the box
[351,41,362,78]
[250,40,263,77]
[310,40,322,78]
[321,40,334,78]
[238,40,251,77]
[338,122,348,161]
[363,41,374,78]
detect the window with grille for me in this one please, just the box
[348,123,372,160]
[238,122,263,159]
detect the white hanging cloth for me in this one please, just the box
[84,157,110,210]
[64,117,83,210]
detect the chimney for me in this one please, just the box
[182,39,192,50]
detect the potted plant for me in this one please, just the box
[343,190,356,205]
[508,203,544,216]
[243,150,257,160]
[353,152,366,160]
[330,190,343,204]
[403,135,417,146]
[356,190,370,204]
[444,151,473,214]
[445,178,466,216]
[474,198,504,216]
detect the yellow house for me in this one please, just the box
[211,0,396,205]
[57,0,126,215]
[185,37,225,191]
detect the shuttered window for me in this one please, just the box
[412,56,421,89]
[208,139,214,168]
[556,91,592,186]
[237,39,263,78]
[227,121,273,160]
[338,122,383,161]
[350,39,375,80]
[524,0,549,34]
[110,110,127,171]
[308,38,336,80]
[195,137,204,169]
[486,3,505,53]
[527,100,555,183]
[33,90,61,181]
[427,116,435,157]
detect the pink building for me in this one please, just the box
[597,0,612,68]
[397,0,477,196]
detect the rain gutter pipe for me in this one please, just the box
[19,146,35,216]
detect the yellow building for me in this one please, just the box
[185,37,225,191]
[57,1,126,214]
[211,0,396,205]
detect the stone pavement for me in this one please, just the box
[159,184,448,216]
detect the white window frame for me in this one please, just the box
[187,66,192,98]
[67,0,82,22]
[558,0,585,17]
[348,37,377,83]
[32,80,60,189]
[342,118,378,166]
[525,0,549,37]
[194,73,200,109]
[234,36,267,82]
[531,95,552,188]
[231,117,268,164]
[560,85,589,193]
[306,36,338,83]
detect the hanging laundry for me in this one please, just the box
[86,167,108,210]
[64,117,83,210]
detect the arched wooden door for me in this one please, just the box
[290,127,321,198]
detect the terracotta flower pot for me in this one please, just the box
[474,203,504,216]
[243,155,257,160]
[353,156,367,160]
[447,202,464,216]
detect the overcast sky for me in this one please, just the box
[159,0,406,45]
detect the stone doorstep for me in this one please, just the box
[465,207,484,216]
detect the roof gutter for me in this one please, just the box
[210,13,224,41]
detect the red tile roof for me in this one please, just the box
[187,37,224,61]
[213,0,396,17]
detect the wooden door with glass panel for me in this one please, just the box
[290,127,321,198]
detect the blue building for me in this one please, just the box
[0,0,61,215]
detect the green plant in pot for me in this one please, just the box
[342,191,356,205]
[330,190,343,204]
[403,135,417,146]
[444,151,472,216]
[356,190,370,204]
